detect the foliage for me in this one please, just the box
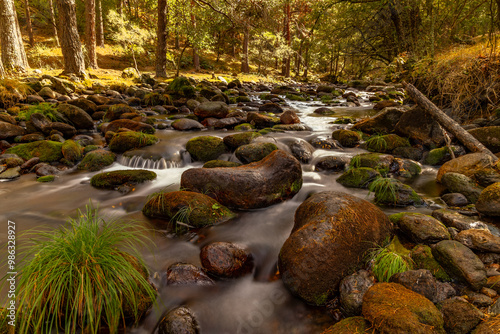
[7,204,156,334]
[368,177,400,205]
[17,103,62,122]
[365,135,387,153]
[369,236,414,282]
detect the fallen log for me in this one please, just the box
[403,81,498,162]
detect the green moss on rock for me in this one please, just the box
[78,149,116,171]
[108,132,158,153]
[90,170,157,189]
[332,129,361,147]
[203,160,242,168]
[337,167,380,188]
[36,175,56,183]
[62,140,83,162]
[366,134,409,153]
[411,244,451,281]
[235,142,278,164]
[6,140,63,162]
[186,136,227,162]
[223,132,262,150]
[322,317,374,334]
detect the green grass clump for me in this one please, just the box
[17,103,63,122]
[368,177,400,205]
[369,236,414,282]
[366,135,388,152]
[9,204,156,334]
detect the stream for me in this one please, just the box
[0,90,445,333]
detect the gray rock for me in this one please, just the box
[286,138,315,163]
[0,167,20,180]
[442,193,469,207]
[171,118,204,131]
[315,156,348,172]
[441,172,483,203]
[389,269,455,303]
[0,121,25,139]
[438,297,484,334]
[194,101,229,119]
[432,209,489,232]
[158,306,199,334]
[165,263,214,286]
[339,270,375,316]
[391,212,450,244]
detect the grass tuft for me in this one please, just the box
[368,236,414,282]
[368,177,400,205]
[6,203,156,334]
[17,102,63,122]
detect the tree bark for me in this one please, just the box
[0,0,29,72]
[155,0,168,77]
[24,0,34,47]
[96,0,104,47]
[49,0,60,46]
[117,0,122,14]
[404,82,498,161]
[0,59,5,78]
[241,26,250,73]
[282,1,291,77]
[85,0,98,69]
[57,0,86,77]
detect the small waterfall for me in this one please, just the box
[118,155,182,169]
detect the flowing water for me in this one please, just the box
[0,91,443,333]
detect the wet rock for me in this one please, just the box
[194,101,229,119]
[433,240,487,291]
[352,107,405,134]
[0,167,20,180]
[171,118,205,131]
[223,132,261,150]
[455,229,500,253]
[181,150,302,210]
[165,263,214,286]
[0,113,16,125]
[200,242,253,279]
[352,153,395,172]
[436,153,496,183]
[474,169,500,187]
[0,121,25,139]
[34,163,59,176]
[470,315,500,333]
[362,283,445,333]
[105,119,155,134]
[20,157,40,170]
[61,139,83,163]
[67,98,97,115]
[19,133,45,143]
[310,138,342,150]
[26,94,45,104]
[313,107,335,115]
[393,158,422,178]
[42,122,77,138]
[467,290,494,307]
[393,146,424,161]
[108,132,158,153]
[186,136,227,162]
[432,209,489,231]
[372,179,424,207]
[273,123,311,131]
[441,172,483,203]
[476,182,500,217]
[438,297,484,334]
[337,167,380,188]
[0,155,24,168]
[90,169,156,189]
[259,102,283,114]
[366,134,409,153]
[57,104,94,129]
[247,112,280,128]
[321,317,373,334]
[210,117,244,129]
[158,306,199,334]
[373,100,400,110]
[469,126,500,153]
[395,106,447,147]
[286,138,315,163]
[411,245,451,281]
[235,142,278,164]
[280,109,300,124]
[331,129,360,147]
[7,140,63,162]
[78,149,116,171]
[389,269,455,303]
[279,191,392,305]
[339,270,375,316]
[442,193,469,207]
[202,160,241,168]
[315,156,349,172]
[104,104,138,121]
[424,146,466,165]
[390,212,450,244]
[142,190,234,230]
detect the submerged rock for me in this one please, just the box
[278,191,392,305]
[158,306,200,334]
[180,150,302,210]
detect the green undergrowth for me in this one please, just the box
[17,103,63,122]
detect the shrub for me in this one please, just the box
[9,204,156,334]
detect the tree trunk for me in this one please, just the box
[57,0,86,77]
[193,48,200,71]
[303,44,309,78]
[49,0,60,46]
[85,0,98,69]
[404,82,498,161]
[0,0,29,72]
[96,0,104,47]
[155,0,168,77]
[176,42,189,78]
[388,0,405,53]
[117,0,122,15]
[0,59,5,78]
[282,1,291,77]
[24,0,34,47]
[241,26,250,73]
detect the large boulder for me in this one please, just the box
[0,121,25,139]
[185,136,227,162]
[6,140,62,162]
[362,283,445,334]
[352,107,405,134]
[180,150,302,210]
[389,212,450,244]
[331,129,361,147]
[395,106,446,147]
[57,103,94,129]
[438,297,484,334]
[476,182,500,216]
[441,172,483,203]
[436,153,496,183]
[278,191,392,305]
[108,132,158,153]
[468,126,500,153]
[247,112,280,128]
[78,149,116,171]
[432,240,487,291]
[104,104,138,121]
[194,102,229,119]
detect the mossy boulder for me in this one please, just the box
[279,191,392,305]
[36,175,56,182]
[105,119,155,134]
[7,140,63,162]
[331,129,361,147]
[469,126,500,153]
[362,283,445,334]
[476,182,500,216]
[61,139,83,163]
[436,153,496,183]
[234,123,254,131]
[395,106,446,147]
[67,98,97,115]
[351,153,395,174]
[235,142,278,164]
[181,150,302,210]
[372,180,424,206]
[194,101,229,119]
[108,132,158,153]
[366,134,409,153]
[144,92,171,106]
[337,167,380,188]
[78,149,116,171]
[411,245,451,281]
[223,132,262,150]
[394,158,422,178]
[104,104,138,121]
[425,146,464,166]
[322,317,374,334]
[441,172,483,203]
[390,212,450,244]
[167,76,196,97]
[438,297,484,334]
[351,107,405,134]
[90,170,157,189]
[142,190,234,230]
[56,103,94,129]
[202,160,241,168]
[186,136,227,162]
